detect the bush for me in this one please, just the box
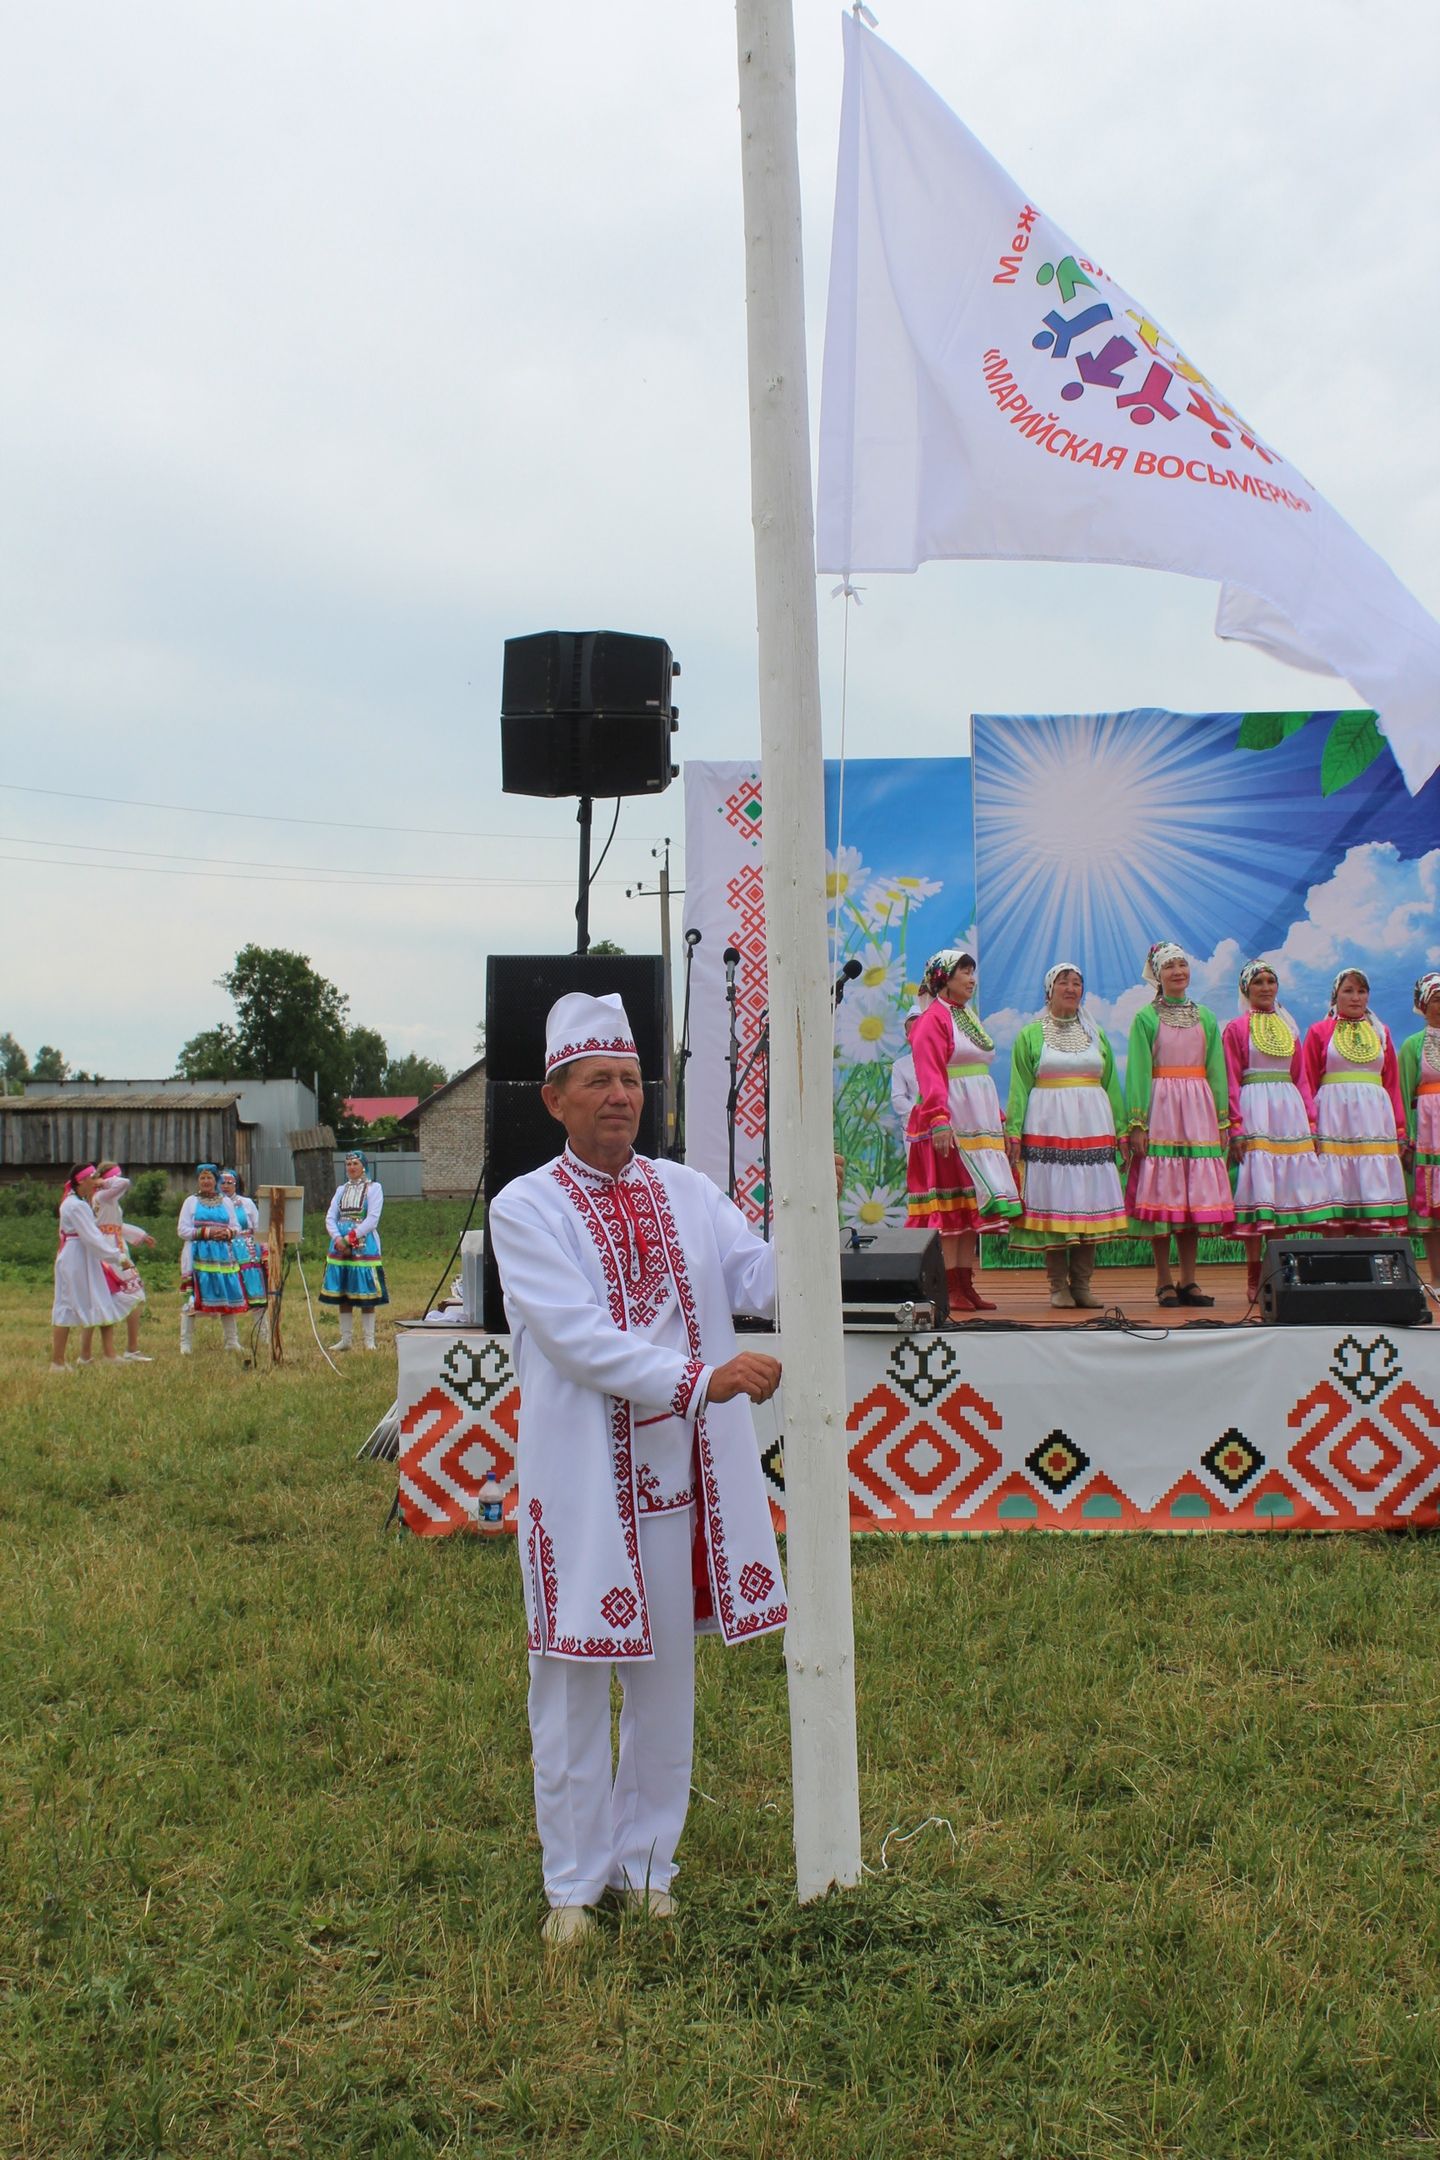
[0,1180,62,1218]
[128,1169,169,1215]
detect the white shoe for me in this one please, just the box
[179,1343,192,1356]
[332,1340,352,1353]
[619,1888,675,1919]
[75,1357,92,1367]
[47,1363,71,1376]
[122,1352,154,1363]
[541,1906,597,1947]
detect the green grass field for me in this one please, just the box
[4,1201,1440,2157]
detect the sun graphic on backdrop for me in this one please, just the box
[973,710,1327,1000]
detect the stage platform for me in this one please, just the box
[391,1267,1440,1542]
[947,1261,1258,1328]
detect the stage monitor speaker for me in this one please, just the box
[501,630,677,798]
[481,1077,664,1332]
[1258,1238,1430,1328]
[839,1230,949,1323]
[485,953,667,1084]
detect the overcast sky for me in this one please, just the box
[3,0,1436,1080]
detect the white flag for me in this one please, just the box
[816,16,1440,794]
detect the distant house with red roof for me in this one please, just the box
[343,1095,421,1125]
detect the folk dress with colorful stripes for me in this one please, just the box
[1301,1016,1408,1231]
[1007,1021,1128,1248]
[905,998,1021,1236]
[1399,1028,1440,1231]
[1221,1012,1336,1235]
[320,1179,388,1306]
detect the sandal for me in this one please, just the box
[1156,1284,1182,1308]
[1176,1282,1215,1307]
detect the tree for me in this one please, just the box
[588,939,626,957]
[175,1024,244,1081]
[384,1052,450,1095]
[0,1032,30,1094]
[346,1026,390,1098]
[32,1045,71,1082]
[175,946,353,1125]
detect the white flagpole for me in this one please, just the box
[735,0,862,1900]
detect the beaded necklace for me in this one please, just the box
[1424,1028,1440,1077]
[948,998,994,1053]
[1333,1016,1381,1066]
[1249,1009,1295,1059]
[1041,1009,1092,1054]
[1154,994,1201,1030]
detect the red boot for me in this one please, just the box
[955,1267,996,1312]
[946,1265,979,1313]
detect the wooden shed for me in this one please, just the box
[0,1092,249,1189]
[288,1124,337,1222]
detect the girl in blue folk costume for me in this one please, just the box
[176,1163,247,1355]
[219,1170,270,1342]
[322,1149,387,1350]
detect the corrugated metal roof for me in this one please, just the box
[288,1125,337,1151]
[0,1093,243,1113]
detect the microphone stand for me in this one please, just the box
[724,951,741,1202]
[673,932,700,1161]
[734,1007,772,1239]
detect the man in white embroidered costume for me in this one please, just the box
[487,991,786,1947]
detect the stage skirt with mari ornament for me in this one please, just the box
[391,1319,1440,1540]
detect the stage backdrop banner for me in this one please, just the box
[815,15,1440,795]
[682,759,973,1234]
[394,1322,1440,1541]
[972,707,1440,1104]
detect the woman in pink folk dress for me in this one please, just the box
[905,948,1021,1313]
[1400,970,1440,1287]
[1301,966,1409,1234]
[1125,941,1233,1308]
[1223,962,1336,1302]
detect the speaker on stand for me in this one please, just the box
[500,629,680,954]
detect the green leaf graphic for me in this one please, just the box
[1236,711,1313,752]
[1320,711,1385,795]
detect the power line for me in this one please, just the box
[0,831,600,887]
[0,851,632,893]
[0,778,671,849]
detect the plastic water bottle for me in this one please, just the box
[477,1473,504,1534]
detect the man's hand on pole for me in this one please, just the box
[706,1352,782,1405]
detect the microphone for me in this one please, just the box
[832,956,863,1005]
[723,944,741,987]
[684,928,702,948]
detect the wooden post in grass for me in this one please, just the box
[266,1186,286,1364]
[735,0,862,1901]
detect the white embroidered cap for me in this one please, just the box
[544,991,641,1078]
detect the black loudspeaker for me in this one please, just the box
[485,954,667,1084]
[482,1078,665,1331]
[501,631,678,798]
[839,1230,949,1323]
[1258,1238,1430,1327]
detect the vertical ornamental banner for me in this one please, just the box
[682,759,974,1232]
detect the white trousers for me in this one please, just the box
[527,1506,696,1910]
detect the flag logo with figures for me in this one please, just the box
[816,14,1440,793]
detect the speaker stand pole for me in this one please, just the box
[725,964,741,1201]
[574,793,593,955]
